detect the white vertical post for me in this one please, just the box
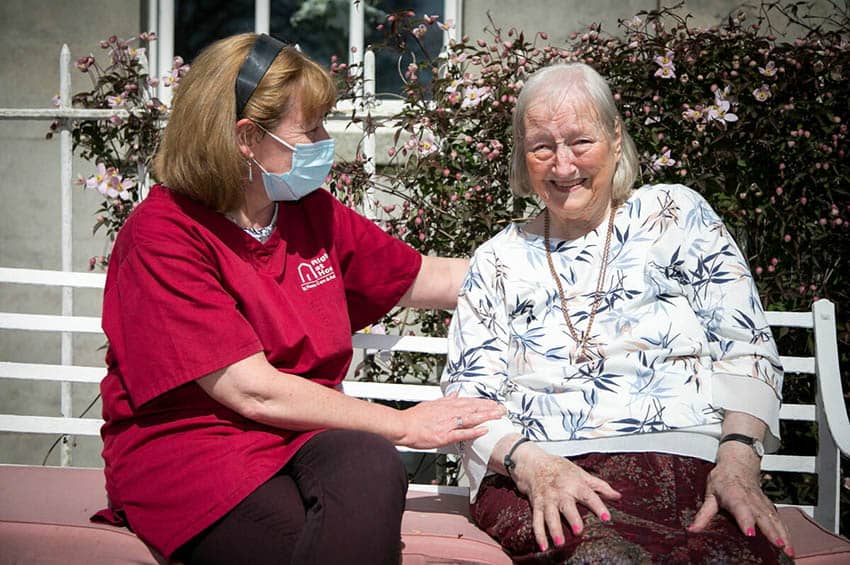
[363,49,376,174]
[157,0,175,105]
[255,0,270,34]
[348,0,364,73]
[59,45,74,466]
[147,0,159,82]
[443,0,462,44]
[362,49,377,219]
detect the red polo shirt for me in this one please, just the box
[95,185,421,558]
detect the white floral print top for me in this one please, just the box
[441,184,783,499]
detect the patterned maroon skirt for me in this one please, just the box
[470,453,792,564]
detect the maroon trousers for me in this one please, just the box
[471,453,792,564]
[177,430,407,565]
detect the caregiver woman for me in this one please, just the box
[93,33,503,565]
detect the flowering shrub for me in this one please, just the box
[328,2,849,513]
[329,1,848,376]
[47,32,188,262]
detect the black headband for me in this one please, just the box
[235,34,286,118]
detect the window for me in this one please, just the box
[160,0,460,103]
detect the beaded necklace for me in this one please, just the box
[226,203,278,243]
[542,204,616,364]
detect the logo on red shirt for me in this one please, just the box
[298,252,337,291]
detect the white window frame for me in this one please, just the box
[147,0,463,114]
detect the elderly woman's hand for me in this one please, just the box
[510,442,621,552]
[689,442,794,558]
[396,393,506,449]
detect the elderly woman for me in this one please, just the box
[441,62,794,564]
[93,33,503,565]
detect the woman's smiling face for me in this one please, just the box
[524,90,621,238]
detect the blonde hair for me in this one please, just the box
[153,34,337,212]
[509,63,638,204]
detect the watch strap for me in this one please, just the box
[504,437,530,478]
[719,433,764,457]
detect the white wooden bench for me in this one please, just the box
[2,266,850,564]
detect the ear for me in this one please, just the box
[236,118,260,159]
[612,119,623,159]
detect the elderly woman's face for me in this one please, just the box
[524,92,620,233]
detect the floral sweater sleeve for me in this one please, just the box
[657,185,783,442]
[441,246,520,493]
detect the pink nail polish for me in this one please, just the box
[775,537,785,547]
[539,542,548,552]
[572,524,582,535]
[785,546,795,558]
[601,512,611,522]
[746,527,756,537]
[554,536,564,546]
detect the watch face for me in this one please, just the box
[753,440,765,457]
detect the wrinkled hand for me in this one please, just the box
[397,393,505,449]
[689,444,794,558]
[513,448,621,551]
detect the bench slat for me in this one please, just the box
[0,267,105,288]
[763,454,816,474]
[0,415,102,436]
[765,310,813,328]
[351,333,448,354]
[779,403,816,421]
[780,356,815,374]
[0,362,105,384]
[341,381,442,401]
[0,313,102,333]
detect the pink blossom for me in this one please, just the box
[75,56,95,72]
[127,46,145,60]
[461,86,490,109]
[111,176,135,200]
[653,50,675,68]
[707,99,738,123]
[412,24,427,39]
[759,61,777,76]
[625,16,642,30]
[651,149,676,170]
[753,84,771,102]
[437,19,455,31]
[654,66,676,79]
[85,163,114,194]
[106,94,125,108]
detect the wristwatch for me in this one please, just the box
[719,433,765,458]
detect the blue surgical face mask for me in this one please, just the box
[253,125,335,201]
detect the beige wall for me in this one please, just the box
[0,0,141,466]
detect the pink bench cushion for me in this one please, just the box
[0,465,508,564]
[1,465,849,564]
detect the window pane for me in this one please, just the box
[365,0,443,97]
[173,0,444,98]
[270,1,350,70]
[174,0,254,63]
